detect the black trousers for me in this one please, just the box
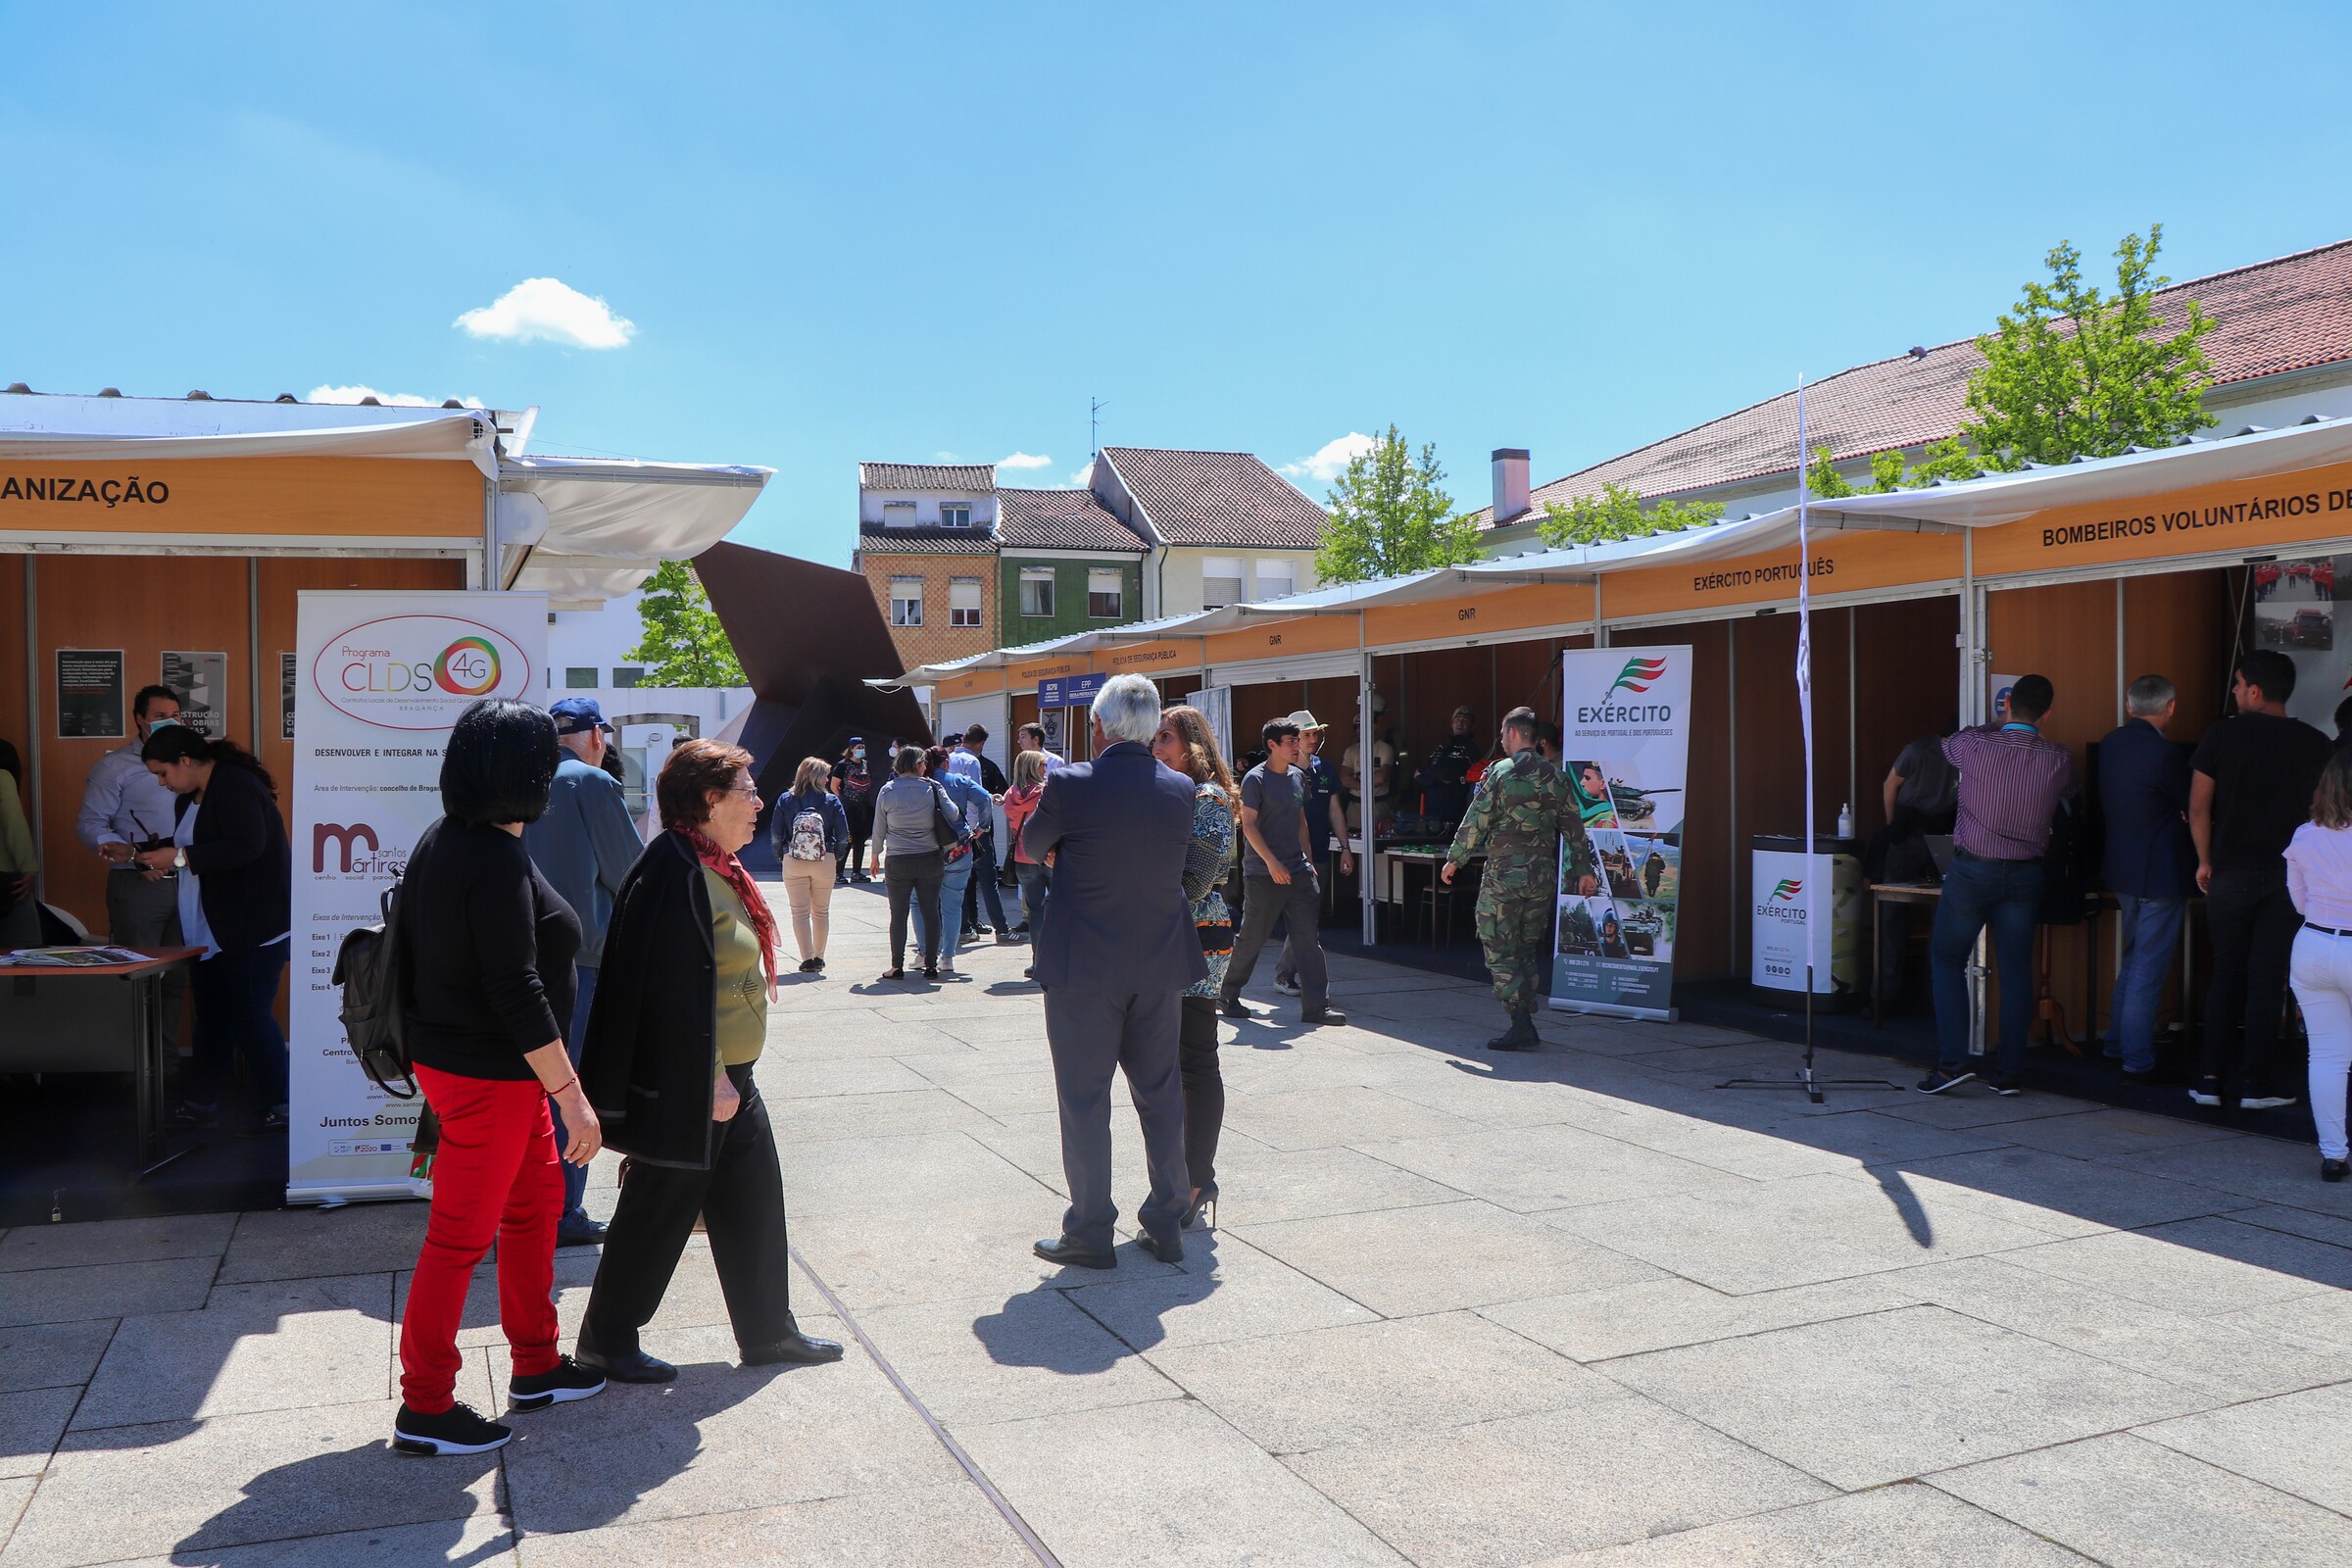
[2200,871,2303,1092]
[1044,988,1189,1250]
[1179,995,1223,1196]
[1225,871,1327,1012]
[582,1064,795,1358]
[886,851,945,967]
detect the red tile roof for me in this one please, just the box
[858,462,997,491]
[997,488,1148,552]
[1477,237,2352,527]
[1099,447,1328,549]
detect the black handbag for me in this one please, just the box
[928,780,973,860]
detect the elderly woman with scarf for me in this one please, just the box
[576,738,843,1381]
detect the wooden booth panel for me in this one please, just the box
[2125,568,2230,740]
[1852,596,1961,840]
[0,556,24,753]
[30,556,256,934]
[1729,610,1854,946]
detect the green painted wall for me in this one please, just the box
[998,557,1144,640]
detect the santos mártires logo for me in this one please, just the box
[312,822,403,876]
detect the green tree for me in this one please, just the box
[1536,482,1723,548]
[1960,225,2215,469]
[626,559,748,687]
[1313,425,1487,584]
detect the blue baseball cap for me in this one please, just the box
[548,697,612,736]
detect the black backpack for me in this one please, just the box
[332,874,416,1100]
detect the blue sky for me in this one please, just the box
[7,3,2351,564]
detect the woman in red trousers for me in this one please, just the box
[391,700,610,1455]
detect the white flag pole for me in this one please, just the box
[1719,379,1896,1102]
[1796,378,1818,1082]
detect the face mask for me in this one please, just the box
[147,716,183,733]
[853,748,865,759]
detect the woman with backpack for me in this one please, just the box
[137,725,293,1133]
[771,756,850,973]
[874,745,950,980]
[382,700,606,1456]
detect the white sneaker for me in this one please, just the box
[1275,978,1302,997]
[937,956,956,975]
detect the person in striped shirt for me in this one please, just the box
[1920,673,2080,1097]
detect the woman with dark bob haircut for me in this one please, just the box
[392,699,606,1457]
[136,726,292,1131]
[576,737,843,1380]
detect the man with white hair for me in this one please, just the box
[1018,673,1203,1268]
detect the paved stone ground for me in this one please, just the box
[7,879,2352,1565]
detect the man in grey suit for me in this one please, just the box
[1019,674,1205,1268]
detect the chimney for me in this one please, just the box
[1492,448,1531,521]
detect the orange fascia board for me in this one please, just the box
[0,457,484,539]
[936,669,1007,701]
[1599,528,1965,620]
[1971,460,2352,577]
[1366,581,1591,645]
[1101,638,1204,677]
[1202,612,1361,665]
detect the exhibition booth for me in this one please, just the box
[0,392,768,1220]
[896,416,2352,1087]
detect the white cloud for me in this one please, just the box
[308,384,483,408]
[454,277,636,349]
[1067,461,1096,488]
[1282,431,1378,484]
[998,451,1053,470]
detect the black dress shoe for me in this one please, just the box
[555,1216,609,1248]
[1219,998,1253,1020]
[2325,1157,2348,1183]
[1301,1007,1348,1027]
[741,1315,845,1365]
[1033,1236,1117,1270]
[1131,1229,1184,1264]
[575,1346,678,1384]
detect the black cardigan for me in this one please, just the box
[579,831,722,1168]
[171,761,291,956]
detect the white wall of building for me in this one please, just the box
[541,588,753,734]
[1151,547,1323,616]
[858,485,999,528]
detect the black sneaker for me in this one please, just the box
[1983,1074,2023,1097]
[1915,1068,1974,1095]
[509,1355,607,1412]
[392,1400,512,1455]
[167,1102,220,1129]
[1219,998,1253,1020]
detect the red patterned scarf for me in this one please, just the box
[683,827,778,983]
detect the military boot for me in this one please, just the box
[1487,1007,1539,1052]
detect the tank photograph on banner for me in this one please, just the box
[1586,830,1630,896]
[1616,900,1675,961]
[1569,759,1683,835]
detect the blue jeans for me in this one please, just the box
[1015,861,1049,948]
[1930,852,2042,1078]
[2107,894,2184,1072]
[963,833,1007,931]
[914,853,974,956]
[550,963,597,1224]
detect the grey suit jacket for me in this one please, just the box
[1019,740,1206,994]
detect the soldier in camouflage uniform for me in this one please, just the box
[1444,706,1595,1050]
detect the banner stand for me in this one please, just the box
[286,590,549,1204]
[1549,646,1693,1022]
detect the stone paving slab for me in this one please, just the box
[1604,1303,2203,1489]
[4,883,2352,1565]
[1284,1396,1836,1568]
[1935,1431,2352,1567]
[1537,1482,2097,1565]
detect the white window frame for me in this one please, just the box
[1202,557,1245,611]
[941,503,973,529]
[890,575,924,627]
[1020,565,1056,617]
[882,501,918,531]
[949,576,983,628]
[1087,567,1124,619]
[1254,558,1297,601]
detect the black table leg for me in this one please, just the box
[136,966,198,1182]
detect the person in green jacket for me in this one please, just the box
[1444,708,1596,1051]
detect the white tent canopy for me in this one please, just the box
[0,395,770,601]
